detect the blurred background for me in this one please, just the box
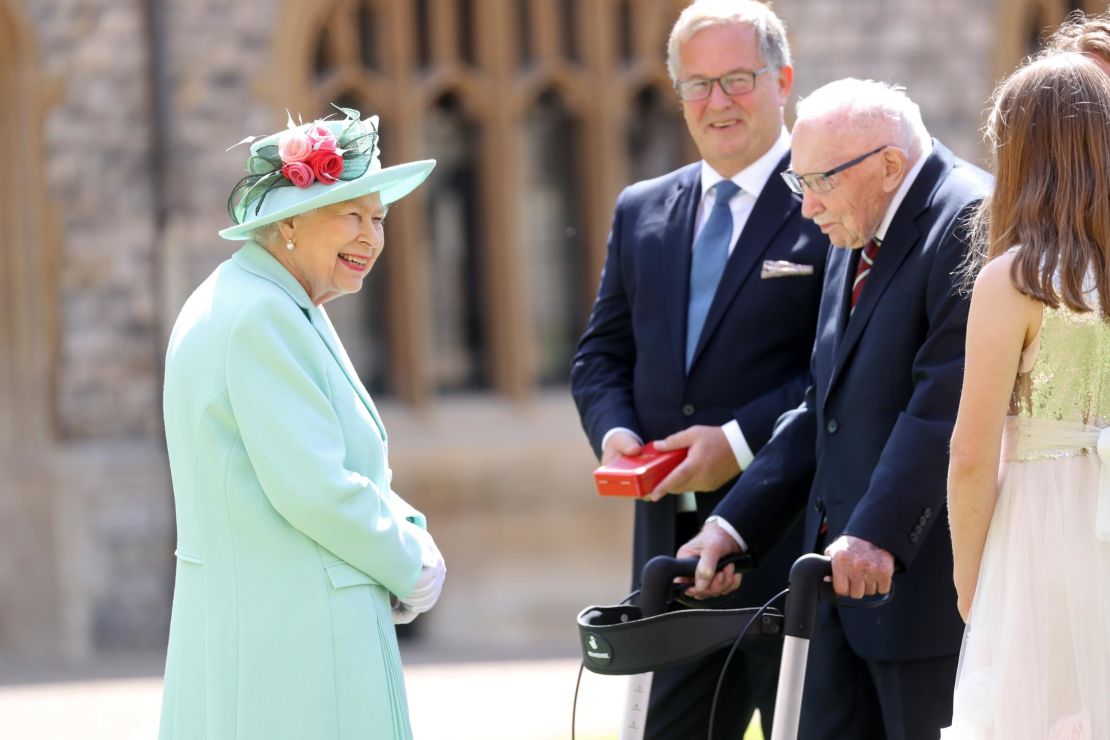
[0,0,1102,737]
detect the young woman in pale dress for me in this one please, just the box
[944,54,1110,740]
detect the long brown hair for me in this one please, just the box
[969,53,1110,315]
[1045,9,1110,63]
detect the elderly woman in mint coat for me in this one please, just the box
[159,109,443,740]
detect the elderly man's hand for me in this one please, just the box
[825,535,894,599]
[601,430,643,465]
[646,425,740,500]
[676,520,743,598]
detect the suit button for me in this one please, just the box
[918,515,928,526]
[682,404,695,417]
[909,532,919,543]
[923,507,933,518]
[814,498,824,512]
[826,419,839,434]
[913,524,924,535]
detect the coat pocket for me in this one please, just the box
[324,560,381,589]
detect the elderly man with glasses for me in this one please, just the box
[571,1,829,737]
[677,78,992,740]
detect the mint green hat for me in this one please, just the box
[219,105,435,240]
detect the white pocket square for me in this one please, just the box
[761,260,814,279]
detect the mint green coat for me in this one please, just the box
[159,241,424,739]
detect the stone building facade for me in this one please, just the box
[1,0,1103,663]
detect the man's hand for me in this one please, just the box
[675,520,743,599]
[825,535,894,599]
[601,430,643,465]
[646,425,740,500]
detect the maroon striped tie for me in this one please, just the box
[850,239,881,312]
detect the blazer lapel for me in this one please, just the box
[659,167,701,377]
[690,153,800,368]
[821,247,852,408]
[826,145,950,397]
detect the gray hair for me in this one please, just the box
[248,203,327,248]
[795,78,931,156]
[250,221,285,248]
[666,0,792,83]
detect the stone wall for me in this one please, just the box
[779,0,997,164]
[28,0,161,440]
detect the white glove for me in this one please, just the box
[391,599,420,625]
[399,526,446,614]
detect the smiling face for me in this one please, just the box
[275,192,388,305]
[676,22,792,177]
[790,117,906,249]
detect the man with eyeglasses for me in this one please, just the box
[571,1,827,737]
[677,78,992,739]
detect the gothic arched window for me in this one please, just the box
[273,0,691,402]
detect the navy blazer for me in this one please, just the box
[715,141,992,660]
[571,155,828,607]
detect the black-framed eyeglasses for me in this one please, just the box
[674,66,770,102]
[780,145,889,195]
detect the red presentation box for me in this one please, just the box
[593,442,688,498]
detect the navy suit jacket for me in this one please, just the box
[571,155,828,607]
[715,141,992,660]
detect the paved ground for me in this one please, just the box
[0,656,628,740]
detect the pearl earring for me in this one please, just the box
[286,239,295,251]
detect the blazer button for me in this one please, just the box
[913,524,924,535]
[923,507,933,518]
[909,532,919,543]
[682,404,695,417]
[918,515,928,526]
[826,418,839,434]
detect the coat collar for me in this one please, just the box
[231,241,314,310]
[231,241,387,441]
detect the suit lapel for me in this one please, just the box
[659,167,701,377]
[813,246,854,412]
[690,153,800,369]
[825,144,951,398]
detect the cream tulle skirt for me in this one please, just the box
[943,418,1110,740]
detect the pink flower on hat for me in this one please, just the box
[277,129,313,164]
[308,149,343,184]
[306,124,338,152]
[281,161,315,188]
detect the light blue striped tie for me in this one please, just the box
[686,180,740,370]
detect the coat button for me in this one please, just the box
[923,507,933,518]
[918,515,928,526]
[909,532,919,543]
[826,419,839,434]
[913,524,924,535]
[682,403,695,417]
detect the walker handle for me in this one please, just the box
[783,554,893,640]
[638,553,754,618]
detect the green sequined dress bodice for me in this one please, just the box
[1010,306,1110,426]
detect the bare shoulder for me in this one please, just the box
[973,252,1030,302]
[971,252,1042,338]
